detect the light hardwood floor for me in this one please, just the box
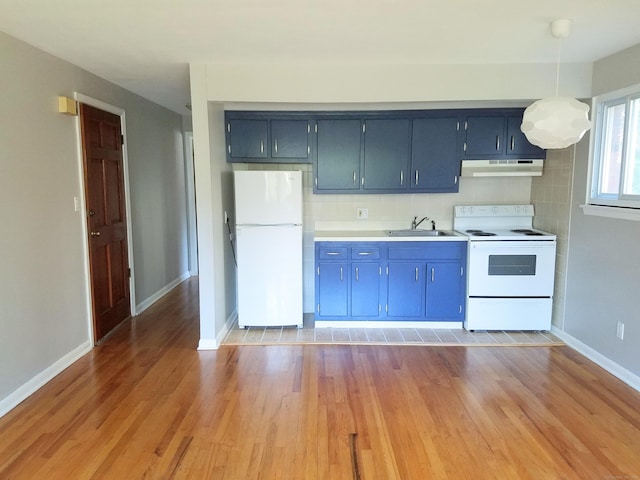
[1,277,639,479]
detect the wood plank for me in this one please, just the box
[1,277,639,479]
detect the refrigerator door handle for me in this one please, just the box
[237,223,301,228]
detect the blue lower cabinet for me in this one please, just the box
[315,241,466,322]
[386,262,425,318]
[351,263,381,317]
[316,262,348,317]
[426,262,464,320]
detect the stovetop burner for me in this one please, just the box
[466,230,497,236]
[511,229,544,236]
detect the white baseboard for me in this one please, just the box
[0,340,92,419]
[551,327,640,393]
[198,309,238,351]
[135,272,191,315]
[197,338,219,350]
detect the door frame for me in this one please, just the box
[74,93,137,342]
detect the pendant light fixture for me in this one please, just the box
[521,19,592,149]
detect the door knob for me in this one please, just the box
[90,231,101,237]
[88,209,96,216]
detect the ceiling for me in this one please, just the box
[2,0,640,116]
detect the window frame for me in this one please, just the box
[588,84,640,211]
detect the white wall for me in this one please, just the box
[0,32,189,414]
[191,60,592,344]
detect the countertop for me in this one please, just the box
[314,230,467,242]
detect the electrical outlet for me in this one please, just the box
[616,321,625,340]
[357,208,368,219]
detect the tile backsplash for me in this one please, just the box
[235,163,533,313]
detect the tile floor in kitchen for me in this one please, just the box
[223,314,563,346]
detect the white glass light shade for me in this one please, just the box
[521,96,592,149]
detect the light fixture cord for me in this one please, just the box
[555,38,562,96]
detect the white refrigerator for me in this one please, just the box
[234,170,303,328]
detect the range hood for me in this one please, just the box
[460,159,544,177]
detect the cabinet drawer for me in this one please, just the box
[351,246,380,260]
[388,243,462,260]
[318,247,348,260]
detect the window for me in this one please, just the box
[590,86,640,210]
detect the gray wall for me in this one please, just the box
[0,32,189,409]
[563,43,640,377]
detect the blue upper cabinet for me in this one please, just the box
[227,119,268,160]
[271,119,310,159]
[315,118,362,192]
[225,113,312,163]
[362,118,411,191]
[462,109,546,160]
[506,115,545,157]
[411,116,461,193]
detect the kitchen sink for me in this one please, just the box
[386,229,451,237]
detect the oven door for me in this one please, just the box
[468,240,556,297]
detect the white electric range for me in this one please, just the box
[453,205,557,331]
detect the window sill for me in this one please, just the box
[581,204,640,221]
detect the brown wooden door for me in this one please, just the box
[80,104,131,343]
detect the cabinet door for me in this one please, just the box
[315,119,362,191]
[463,115,505,157]
[411,117,460,192]
[362,119,410,191]
[351,263,381,317]
[317,262,348,317]
[387,262,425,318]
[227,119,268,159]
[506,116,545,157]
[271,119,310,159]
[425,262,463,320]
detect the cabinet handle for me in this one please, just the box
[260,141,264,154]
[357,252,372,256]
[415,267,419,282]
[307,146,310,155]
[340,267,343,281]
[274,138,278,153]
[511,135,515,151]
[228,145,231,154]
[431,267,435,283]
[227,123,231,133]
[415,170,419,185]
[355,267,359,281]
[325,252,341,255]
[454,175,458,185]
[463,142,467,152]
[400,170,404,186]
[353,171,357,185]
[496,136,500,151]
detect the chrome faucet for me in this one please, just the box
[411,216,429,229]
[411,216,437,230]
